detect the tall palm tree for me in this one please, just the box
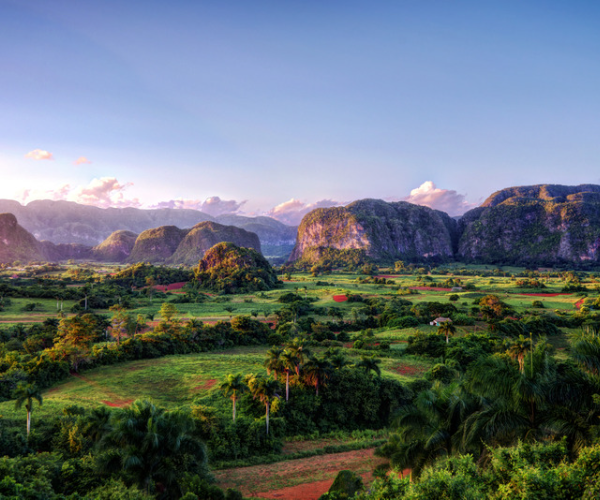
[246,375,280,435]
[437,321,456,344]
[285,338,311,377]
[377,381,476,478]
[13,382,43,438]
[280,349,296,401]
[505,335,532,373]
[303,356,332,397]
[264,346,284,380]
[97,400,207,496]
[220,374,248,422]
[356,355,382,377]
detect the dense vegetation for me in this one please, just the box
[2,259,600,498]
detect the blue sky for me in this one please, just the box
[1,0,599,223]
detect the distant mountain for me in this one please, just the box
[0,199,296,259]
[91,230,138,262]
[289,199,458,263]
[458,184,600,264]
[167,221,261,265]
[0,213,46,263]
[125,221,261,265]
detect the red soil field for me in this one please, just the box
[153,282,187,292]
[215,448,387,500]
[332,295,348,302]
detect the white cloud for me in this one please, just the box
[267,198,342,225]
[48,184,71,201]
[71,177,140,208]
[24,149,54,160]
[404,181,474,216]
[74,156,92,165]
[151,196,245,216]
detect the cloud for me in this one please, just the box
[151,196,245,216]
[267,198,342,225]
[404,181,475,216]
[25,149,54,160]
[71,177,141,208]
[48,184,71,201]
[74,156,92,165]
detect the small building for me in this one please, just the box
[430,317,452,326]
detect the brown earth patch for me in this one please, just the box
[194,379,217,391]
[390,364,426,376]
[215,448,387,500]
[102,399,134,408]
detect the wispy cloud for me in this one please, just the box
[24,149,54,160]
[151,196,246,216]
[74,156,92,165]
[267,198,342,225]
[404,181,475,216]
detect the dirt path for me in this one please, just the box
[214,448,387,500]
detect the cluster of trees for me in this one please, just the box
[0,398,243,499]
[365,329,600,498]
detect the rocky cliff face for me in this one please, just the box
[289,199,458,263]
[458,184,600,264]
[0,213,46,263]
[167,221,261,265]
[91,230,138,262]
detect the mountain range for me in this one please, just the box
[2,184,600,266]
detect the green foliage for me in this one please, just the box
[194,242,280,294]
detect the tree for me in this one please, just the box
[52,315,97,371]
[280,349,297,401]
[97,400,208,496]
[13,382,43,437]
[246,375,281,435]
[303,356,332,396]
[159,302,178,323]
[356,355,382,377]
[505,335,532,373]
[110,305,129,348]
[220,374,249,422]
[264,346,285,380]
[437,321,457,344]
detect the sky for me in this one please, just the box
[1,0,600,225]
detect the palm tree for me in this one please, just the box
[97,400,207,496]
[246,375,280,435]
[325,349,349,370]
[437,321,456,344]
[264,346,284,380]
[285,338,311,376]
[356,355,382,377]
[570,334,600,376]
[13,382,43,437]
[280,349,296,401]
[220,374,248,422]
[505,335,532,373]
[303,356,332,396]
[377,381,476,478]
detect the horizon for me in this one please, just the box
[2,1,599,224]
